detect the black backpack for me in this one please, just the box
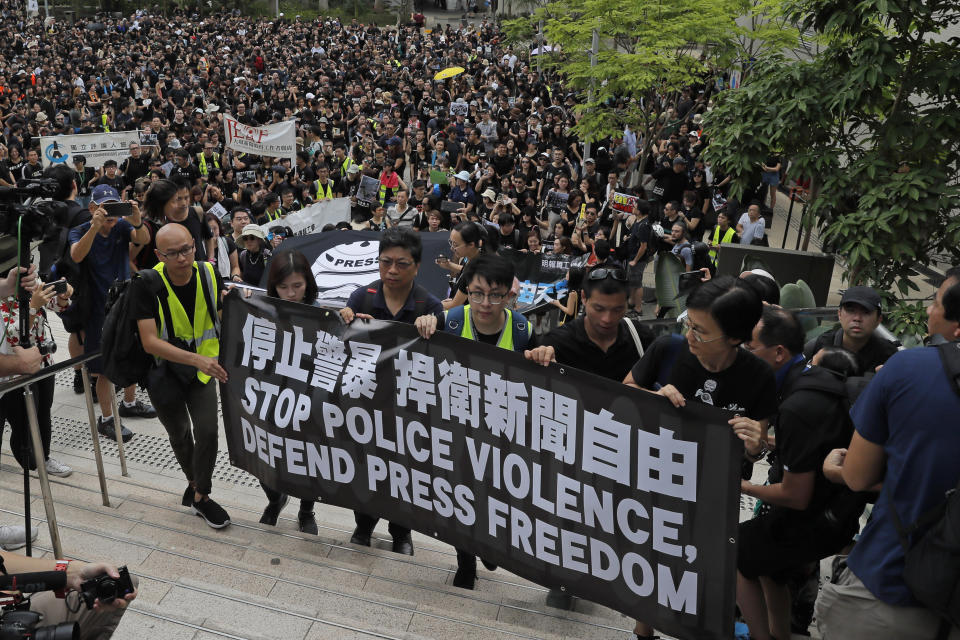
[690,240,715,276]
[101,269,164,388]
[886,341,960,635]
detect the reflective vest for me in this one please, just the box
[264,208,283,221]
[445,305,531,351]
[154,261,220,384]
[101,113,110,132]
[315,180,334,200]
[709,225,736,263]
[197,152,220,175]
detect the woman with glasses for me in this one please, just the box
[414,254,534,590]
[257,251,321,535]
[237,225,272,286]
[623,275,776,640]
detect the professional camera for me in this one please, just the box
[0,609,77,640]
[0,179,68,275]
[78,566,134,610]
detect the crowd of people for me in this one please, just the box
[0,3,957,640]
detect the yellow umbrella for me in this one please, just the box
[434,66,465,81]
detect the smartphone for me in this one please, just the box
[47,278,68,295]
[435,255,448,264]
[103,201,133,217]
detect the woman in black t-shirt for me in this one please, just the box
[624,276,775,640]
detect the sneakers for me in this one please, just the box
[297,511,318,535]
[73,369,84,394]
[0,524,39,551]
[44,457,72,477]
[118,400,157,419]
[259,494,289,526]
[97,415,134,443]
[192,496,231,529]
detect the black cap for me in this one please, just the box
[840,286,882,312]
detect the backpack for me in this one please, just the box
[886,341,960,635]
[690,240,715,276]
[101,269,164,388]
[445,306,531,351]
[358,280,432,318]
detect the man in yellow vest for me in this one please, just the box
[133,224,231,529]
[709,210,739,266]
[414,254,532,590]
[196,143,220,177]
[311,164,337,201]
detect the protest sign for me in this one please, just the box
[223,114,296,164]
[39,131,140,169]
[265,230,452,307]
[449,102,469,117]
[221,294,742,640]
[237,170,257,184]
[262,198,350,237]
[506,249,589,313]
[611,191,639,214]
[208,202,229,220]
[429,169,448,186]
[139,132,159,147]
[356,175,381,206]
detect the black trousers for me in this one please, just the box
[260,481,316,514]
[353,511,410,539]
[0,375,54,470]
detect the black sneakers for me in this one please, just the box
[192,496,230,529]
[97,416,134,443]
[297,511,318,535]
[259,494,289,526]
[118,400,158,418]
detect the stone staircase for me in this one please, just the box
[0,406,636,640]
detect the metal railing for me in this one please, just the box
[0,351,128,558]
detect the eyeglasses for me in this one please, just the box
[378,257,414,270]
[587,268,627,282]
[157,244,196,259]
[467,290,507,305]
[681,316,725,343]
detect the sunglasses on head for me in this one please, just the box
[587,268,627,282]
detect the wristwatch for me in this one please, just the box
[746,440,769,462]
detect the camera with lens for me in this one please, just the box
[78,566,134,610]
[0,609,77,640]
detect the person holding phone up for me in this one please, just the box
[0,274,75,482]
[69,184,156,443]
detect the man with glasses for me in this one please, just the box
[339,228,444,556]
[524,266,653,609]
[69,184,155,442]
[128,224,230,529]
[196,142,220,177]
[414,254,533,590]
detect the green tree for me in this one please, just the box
[703,0,960,338]
[508,0,801,178]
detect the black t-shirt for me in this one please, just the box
[631,334,778,418]
[542,317,654,382]
[166,213,213,262]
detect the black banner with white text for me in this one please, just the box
[219,294,741,640]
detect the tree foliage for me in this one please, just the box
[507,0,743,173]
[704,0,960,335]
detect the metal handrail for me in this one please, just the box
[3,350,121,558]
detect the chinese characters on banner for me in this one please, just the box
[38,131,141,169]
[611,191,639,214]
[220,294,743,640]
[505,249,589,314]
[222,114,296,164]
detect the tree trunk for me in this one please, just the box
[374,0,384,10]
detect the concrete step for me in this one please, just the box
[0,453,633,640]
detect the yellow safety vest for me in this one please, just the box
[709,225,736,263]
[264,208,283,221]
[101,113,110,132]
[315,180,334,200]
[197,152,220,176]
[154,261,220,384]
[452,305,529,351]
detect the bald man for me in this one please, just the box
[129,224,232,529]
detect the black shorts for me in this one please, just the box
[737,511,854,582]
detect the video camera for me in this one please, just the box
[0,179,68,272]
